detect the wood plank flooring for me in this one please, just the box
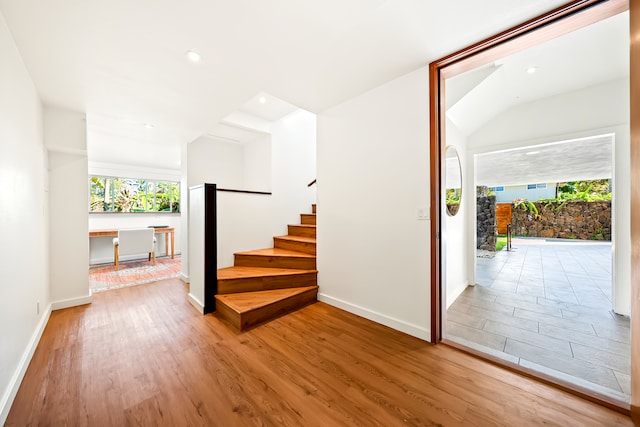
[6,278,633,426]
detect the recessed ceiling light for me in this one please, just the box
[526,66,537,74]
[186,50,201,62]
[259,96,267,104]
[144,123,154,129]
[525,151,540,155]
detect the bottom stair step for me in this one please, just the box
[215,286,318,331]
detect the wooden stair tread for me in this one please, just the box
[274,235,316,243]
[216,286,318,313]
[235,248,315,258]
[289,224,316,228]
[218,266,316,280]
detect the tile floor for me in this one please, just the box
[446,238,631,403]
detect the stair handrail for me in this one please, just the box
[308,179,316,187]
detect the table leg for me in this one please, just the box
[171,230,175,259]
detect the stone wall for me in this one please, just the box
[511,200,611,240]
[477,195,497,250]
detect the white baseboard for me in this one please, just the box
[446,280,470,310]
[0,303,52,425]
[51,294,92,311]
[187,293,204,314]
[90,251,181,266]
[317,293,430,341]
[180,272,189,283]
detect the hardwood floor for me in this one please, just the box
[6,278,633,426]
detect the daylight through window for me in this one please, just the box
[89,176,180,213]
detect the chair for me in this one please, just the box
[113,228,156,270]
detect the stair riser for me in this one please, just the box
[274,238,316,255]
[216,288,318,331]
[234,254,316,270]
[218,272,317,294]
[216,300,241,330]
[287,225,316,238]
[300,214,316,225]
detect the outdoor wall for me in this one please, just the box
[317,67,431,339]
[187,109,316,275]
[469,77,630,315]
[511,200,611,240]
[45,108,90,309]
[477,195,497,250]
[87,162,181,264]
[0,13,48,424]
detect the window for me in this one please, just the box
[527,183,547,190]
[488,186,504,192]
[89,176,180,213]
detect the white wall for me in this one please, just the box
[470,79,629,149]
[180,141,189,282]
[445,120,470,309]
[317,67,431,340]
[243,135,272,192]
[0,12,49,424]
[87,162,181,264]
[187,109,316,278]
[469,78,630,315]
[45,108,91,309]
[189,137,245,189]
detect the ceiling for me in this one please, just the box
[474,135,613,187]
[446,11,629,137]
[445,11,628,188]
[0,0,573,169]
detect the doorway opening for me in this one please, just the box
[429,0,632,409]
[445,136,631,402]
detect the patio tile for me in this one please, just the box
[515,285,546,298]
[457,237,629,399]
[570,342,630,374]
[447,309,487,329]
[542,278,573,289]
[483,320,572,356]
[514,308,595,334]
[447,321,506,351]
[539,299,614,319]
[497,299,562,317]
[614,371,632,396]
[459,286,498,302]
[466,305,539,332]
[509,340,623,393]
[592,323,631,344]
[516,276,544,286]
[493,292,538,305]
[575,294,611,309]
[448,298,471,314]
[539,323,629,357]
[488,282,518,293]
[543,290,579,305]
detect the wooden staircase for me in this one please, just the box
[215,204,317,330]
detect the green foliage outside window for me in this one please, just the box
[89,176,180,213]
